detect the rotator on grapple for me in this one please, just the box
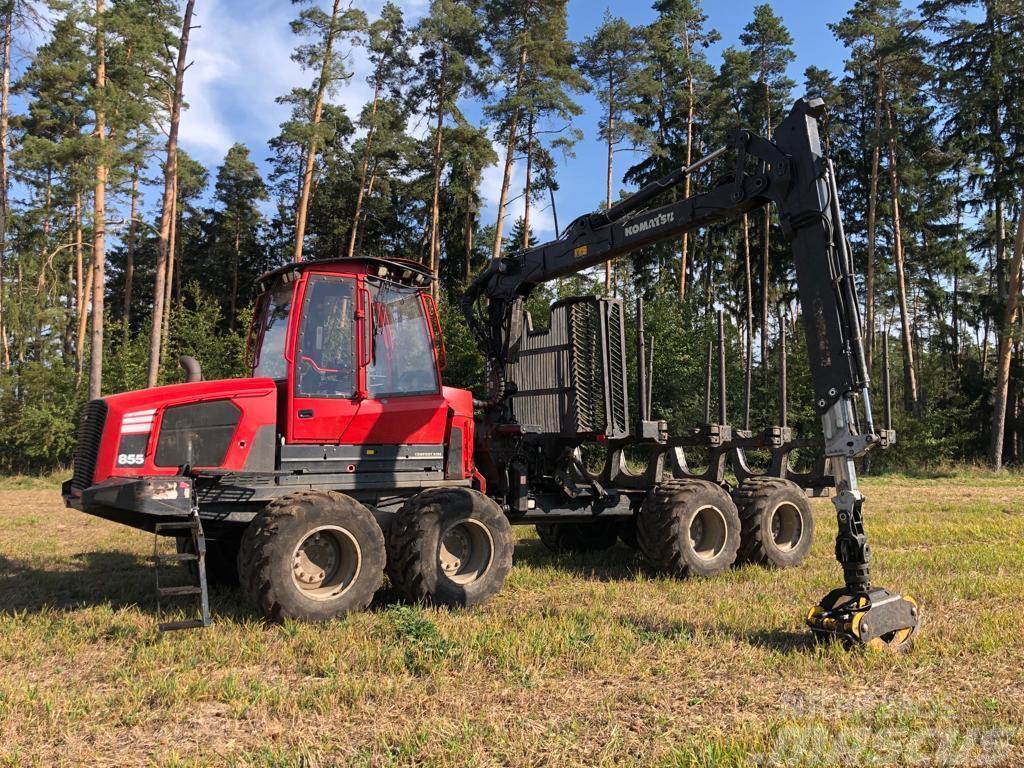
[462,97,918,649]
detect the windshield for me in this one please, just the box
[367,279,438,397]
[253,280,293,379]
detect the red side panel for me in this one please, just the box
[92,378,279,485]
[442,386,476,480]
[340,394,449,445]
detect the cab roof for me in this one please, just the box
[257,256,433,292]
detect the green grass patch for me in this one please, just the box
[0,474,1021,765]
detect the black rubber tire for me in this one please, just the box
[535,520,619,553]
[637,479,740,577]
[236,490,385,623]
[733,477,814,568]
[176,535,240,587]
[618,517,639,550]
[386,487,513,608]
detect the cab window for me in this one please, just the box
[253,280,293,380]
[295,275,357,398]
[367,279,439,397]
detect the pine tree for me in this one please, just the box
[347,1,412,259]
[485,0,584,262]
[927,0,1024,466]
[739,4,794,369]
[832,0,904,374]
[147,0,195,387]
[287,0,366,263]
[579,10,642,293]
[628,0,718,297]
[413,0,488,284]
[212,143,267,329]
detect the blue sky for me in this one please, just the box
[43,0,861,239]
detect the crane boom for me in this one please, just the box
[463,97,918,650]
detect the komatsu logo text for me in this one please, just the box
[624,212,674,238]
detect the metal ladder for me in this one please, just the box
[153,505,211,632]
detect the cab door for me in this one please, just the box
[287,273,363,444]
[339,278,448,446]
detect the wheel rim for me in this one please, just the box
[688,505,728,560]
[439,519,493,585]
[769,501,803,551]
[291,525,361,600]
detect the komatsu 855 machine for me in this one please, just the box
[64,99,918,649]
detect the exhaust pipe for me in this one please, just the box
[178,355,202,383]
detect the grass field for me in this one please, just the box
[0,474,1022,767]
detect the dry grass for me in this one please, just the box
[0,474,1022,767]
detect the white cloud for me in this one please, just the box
[178,0,430,166]
[178,0,305,163]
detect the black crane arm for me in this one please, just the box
[460,99,917,651]
[463,98,867,421]
[461,97,918,649]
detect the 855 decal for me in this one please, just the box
[116,433,150,467]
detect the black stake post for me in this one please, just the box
[636,298,649,423]
[744,324,752,430]
[779,310,788,429]
[704,339,713,424]
[717,310,727,425]
[882,331,893,431]
[647,336,655,419]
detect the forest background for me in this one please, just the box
[0,0,1022,476]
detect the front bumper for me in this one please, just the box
[63,476,194,533]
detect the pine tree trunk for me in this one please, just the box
[679,25,695,302]
[426,45,448,291]
[294,0,342,263]
[989,203,1024,469]
[88,0,107,401]
[491,46,528,262]
[348,79,381,259]
[523,114,535,250]
[162,175,178,355]
[0,3,10,368]
[230,223,240,330]
[123,162,139,323]
[885,107,918,411]
[164,178,179,321]
[865,62,884,371]
[147,0,194,388]
[743,212,753,429]
[760,79,772,370]
[355,173,376,255]
[463,190,475,280]
[74,194,88,384]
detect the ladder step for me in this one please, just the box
[152,553,199,563]
[158,585,203,597]
[154,520,200,532]
[159,619,209,632]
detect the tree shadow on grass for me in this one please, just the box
[511,538,648,582]
[0,552,249,621]
[724,626,820,654]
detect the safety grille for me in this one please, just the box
[604,304,628,436]
[71,399,108,492]
[506,296,629,439]
[570,301,605,433]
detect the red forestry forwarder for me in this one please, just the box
[64,99,918,648]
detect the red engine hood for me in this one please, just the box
[91,377,280,485]
[103,377,278,412]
